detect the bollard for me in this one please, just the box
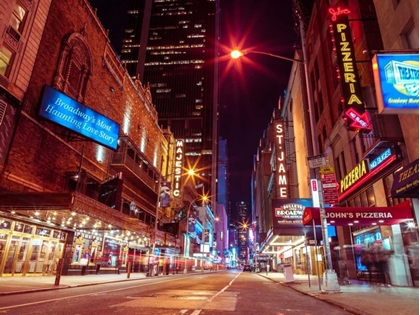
[54,258,64,286]
[127,262,131,278]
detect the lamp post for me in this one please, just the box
[184,195,208,273]
[230,25,340,292]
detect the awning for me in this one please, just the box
[302,200,413,226]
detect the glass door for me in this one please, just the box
[0,235,8,274]
[3,236,30,275]
[28,239,47,274]
[45,241,63,274]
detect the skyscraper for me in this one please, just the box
[120,0,220,210]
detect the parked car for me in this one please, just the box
[243,264,252,272]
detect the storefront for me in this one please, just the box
[0,218,66,276]
[303,201,415,286]
[259,199,317,275]
[0,191,155,277]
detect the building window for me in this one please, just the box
[318,91,324,115]
[0,45,14,76]
[54,33,92,102]
[335,151,346,181]
[322,125,327,143]
[10,2,27,33]
[317,135,323,154]
[351,137,359,164]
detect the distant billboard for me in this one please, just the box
[372,54,419,114]
[39,85,120,150]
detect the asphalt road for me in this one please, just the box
[0,271,354,315]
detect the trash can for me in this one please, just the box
[283,264,294,283]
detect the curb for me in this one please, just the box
[0,271,215,297]
[255,273,371,315]
[0,277,147,297]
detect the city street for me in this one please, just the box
[0,271,353,315]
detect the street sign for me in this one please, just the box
[320,167,339,205]
[308,154,326,168]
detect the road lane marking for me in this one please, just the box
[207,272,241,302]
[191,310,202,315]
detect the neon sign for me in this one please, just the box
[328,7,351,22]
[329,7,370,132]
[340,160,368,194]
[369,148,393,170]
[173,139,184,197]
[275,122,288,198]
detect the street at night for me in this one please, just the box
[0,1,418,315]
[0,271,353,315]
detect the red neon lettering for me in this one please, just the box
[329,7,351,21]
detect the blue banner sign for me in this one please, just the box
[39,85,120,150]
[373,54,419,114]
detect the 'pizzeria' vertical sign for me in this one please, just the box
[329,7,371,132]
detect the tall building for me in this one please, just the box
[119,0,220,212]
[217,137,228,207]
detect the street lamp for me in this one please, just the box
[184,195,208,273]
[230,40,340,293]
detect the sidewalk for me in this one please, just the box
[0,271,418,315]
[257,272,419,315]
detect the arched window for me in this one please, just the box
[53,32,92,103]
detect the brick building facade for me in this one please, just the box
[0,0,180,277]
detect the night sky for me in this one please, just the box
[88,0,307,210]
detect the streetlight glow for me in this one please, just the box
[230,49,243,59]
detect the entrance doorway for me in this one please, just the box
[2,236,63,276]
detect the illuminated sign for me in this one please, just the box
[372,54,419,114]
[39,85,120,150]
[329,7,371,132]
[328,7,351,21]
[173,139,184,197]
[272,198,312,227]
[275,122,288,198]
[340,160,368,194]
[369,148,393,170]
[310,179,320,207]
[391,158,419,198]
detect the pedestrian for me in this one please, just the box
[361,249,373,281]
[81,250,90,275]
[372,244,392,286]
[95,251,102,274]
